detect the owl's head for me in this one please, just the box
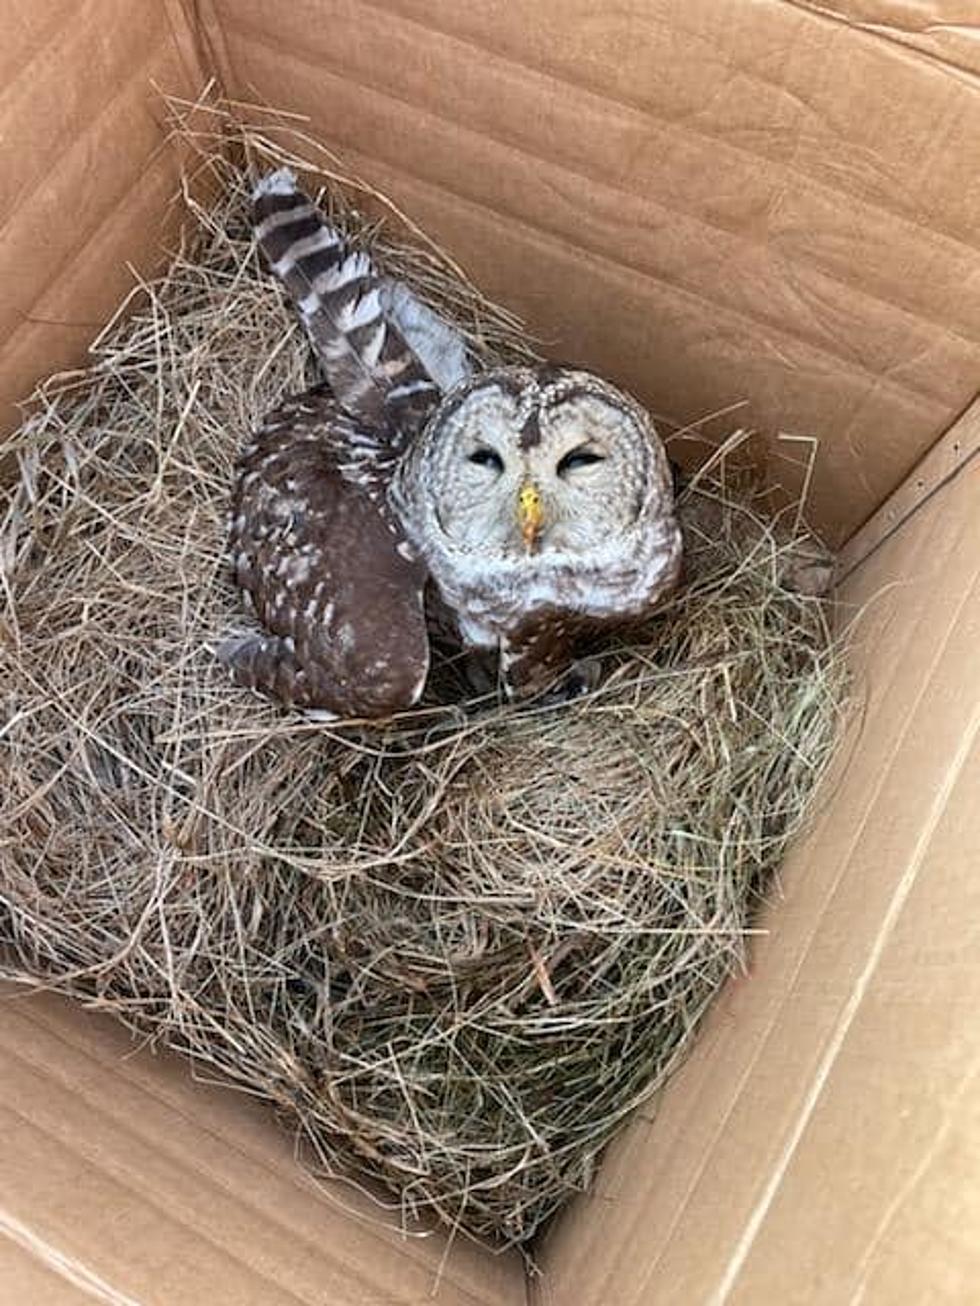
[396,366,675,561]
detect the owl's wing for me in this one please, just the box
[253,169,471,442]
[221,388,431,718]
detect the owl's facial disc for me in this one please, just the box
[426,371,660,558]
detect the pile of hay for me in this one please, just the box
[0,103,846,1247]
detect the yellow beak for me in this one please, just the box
[518,483,544,552]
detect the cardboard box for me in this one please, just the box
[1,2,978,1301]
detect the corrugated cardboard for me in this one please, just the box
[0,0,206,437]
[2,1,979,1301]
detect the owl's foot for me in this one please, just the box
[461,649,498,696]
[540,657,602,705]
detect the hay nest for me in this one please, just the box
[0,103,847,1247]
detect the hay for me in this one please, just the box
[0,101,847,1248]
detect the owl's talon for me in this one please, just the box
[538,658,601,706]
[565,657,602,698]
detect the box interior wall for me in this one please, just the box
[2,3,978,1302]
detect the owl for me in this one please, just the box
[222,170,682,718]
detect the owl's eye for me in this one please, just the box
[557,448,605,476]
[468,447,505,473]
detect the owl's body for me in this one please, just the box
[222,171,682,717]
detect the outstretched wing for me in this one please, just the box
[222,387,430,718]
[252,169,470,441]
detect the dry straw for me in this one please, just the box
[0,99,847,1247]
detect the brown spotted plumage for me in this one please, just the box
[223,387,429,716]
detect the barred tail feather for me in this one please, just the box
[253,169,470,434]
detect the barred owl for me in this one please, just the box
[222,171,682,718]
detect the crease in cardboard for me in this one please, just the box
[837,399,980,577]
[1,994,521,1306]
[1,1093,362,1306]
[2,1,171,229]
[213,0,980,542]
[0,1209,139,1306]
[0,1053,414,1303]
[534,463,980,1303]
[5,83,167,339]
[774,0,980,80]
[0,2,205,437]
[1,156,183,439]
[161,0,222,98]
[227,0,980,283]
[847,1053,980,1303]
[169,0,234,102]
[359,0,980,230]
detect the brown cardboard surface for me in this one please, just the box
[205,0,980,544]
[0,0,207,437]
[0,987,523,1305]
[836,396,980,581]
[0,1232,103,1306]
[3,2,980,1303]
[788,1,980,76]
[535,453,980,1303]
